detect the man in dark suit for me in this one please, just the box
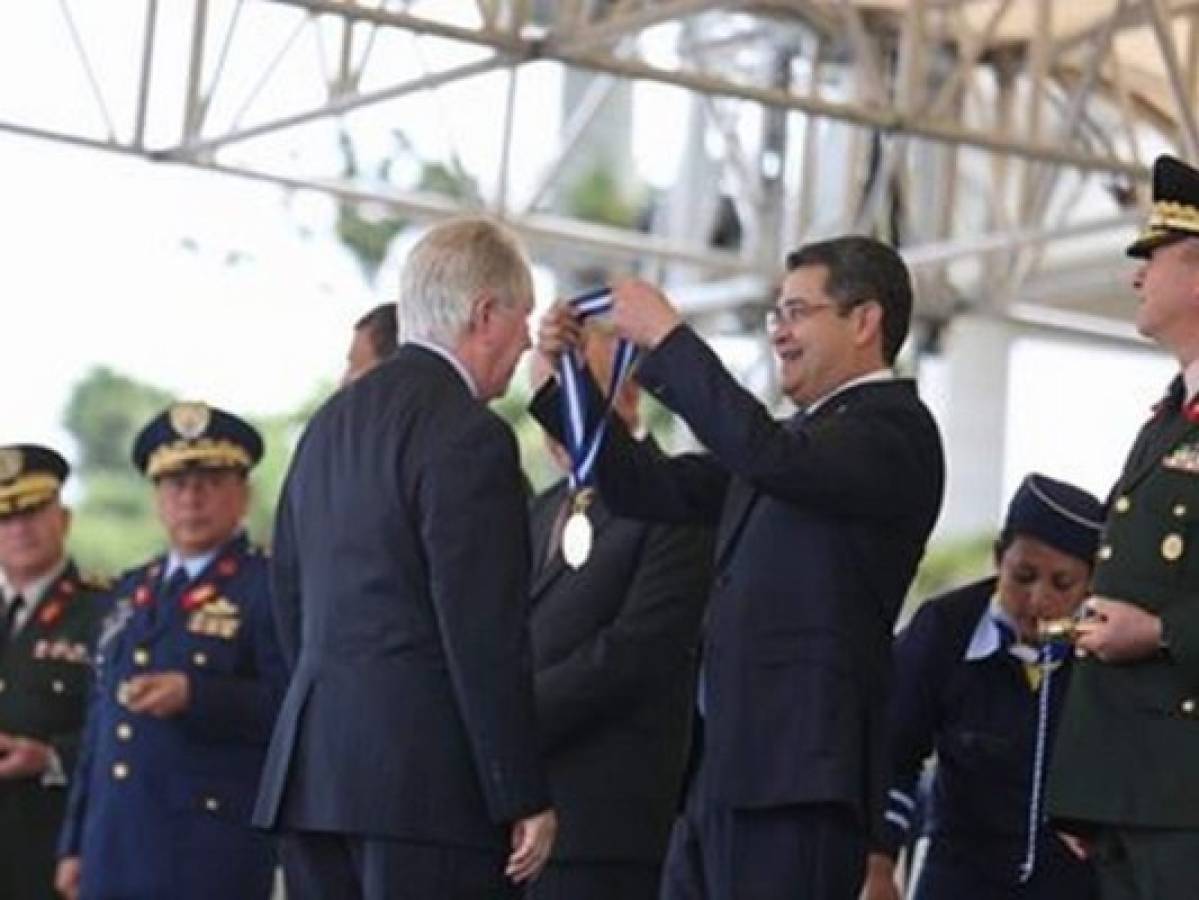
[56,403,285,900]
[1047,155,1199,899]
[342,302,399,385]
[0,445,108,900]
[525,327,713,900]
[254,217,556,900]
[534,236,946,899]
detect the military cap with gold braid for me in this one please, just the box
[0,444,69,517]
[1127,154,1199,259]
[132,402,263,479]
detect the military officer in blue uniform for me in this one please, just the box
[0,445,109,900]
[861,474,1103,900]
[55,403,286,900]
[1047,155,1199,900]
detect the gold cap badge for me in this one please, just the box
[169,402,211,440]
[0,447,22,483]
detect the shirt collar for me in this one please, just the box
[165,544,223,581]
[964,596,1018,662]
[1183,359,1199,404]
[1,557,68,607]
[805,368,893,416]
[405,338,478,398]
[964,596,1043,664]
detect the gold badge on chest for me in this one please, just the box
[186,597,241,639]
[1162,533,1185,562]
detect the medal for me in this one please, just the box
[562,489,595,569]
[556,289,638,572]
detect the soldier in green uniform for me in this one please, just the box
[1047,155,1199,900]
[0,444,108,899]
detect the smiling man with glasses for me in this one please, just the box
[533,235,945,900]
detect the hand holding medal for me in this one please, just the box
[554,288,638,570]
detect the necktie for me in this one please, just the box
[1,594,25,647]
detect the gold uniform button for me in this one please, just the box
[1098,545,1113,561]
[1115,496,1131,513]
[204,797,221,812]
[1182,698,1196,715]
[1175,504,1189,518]
[133,648,150,666]
[112,762,130,780]
[1162,533,1185,562]
[192,652,208,667]
[116,723,133,741]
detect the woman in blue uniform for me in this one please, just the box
[861,473,1102,900]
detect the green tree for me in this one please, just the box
[63,367,173,473]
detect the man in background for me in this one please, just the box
[342,302,398,384]
[525,326,712,899]
[1048,155,1199,899]
[0,444,108,900]
[56,403,285,900]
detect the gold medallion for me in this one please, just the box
[562,488,596,570]
[1162,533,1185,562]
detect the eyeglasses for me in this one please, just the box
[764,301,836,332]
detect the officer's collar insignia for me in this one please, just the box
[169,402,211,440]
[0,447,22,482]
[1163,442,1199,473]
[181,583,219,612]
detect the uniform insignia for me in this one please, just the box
[0,447,22,482]
[38,599,64,626]
[216,557,238,577]
[169,401,212,439]
[33,639,50,659]
[133,585,153,607]
[187,597,241,639]
[1163,442,1199,473]
[181,583,218,611]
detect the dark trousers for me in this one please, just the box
[524,860,661,900]
[913,836,1098,900]
[1091,827,1199,900]
[660,795,866,900]
[280,830,518,900]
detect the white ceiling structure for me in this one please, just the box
[5,0,1199,347]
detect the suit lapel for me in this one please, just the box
[714,410,809,564]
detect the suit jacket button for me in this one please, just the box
[1097,545,1113,561]
[1174,503,1188,518]
[52,679,65,694]
[1182,698,1196,716]
[1162,534,1185,562]
[204,796,221,812]
[193,652,208,667]
[1115,496,1131,513]
[133,648,151,667]
[112,762,130,780]
[116,723,133,741]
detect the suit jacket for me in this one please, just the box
[529,483,712,862]
[0,562,108,900]
[253,345,549,849]
[531,326,945,825]
[58,533,283,900]
[1049,380,1199,830]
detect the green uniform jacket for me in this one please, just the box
[0,562,109,899]
[1049,382,1199,829]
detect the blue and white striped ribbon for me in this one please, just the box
[558,287,638,492]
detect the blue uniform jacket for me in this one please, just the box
[58,533,285,900]
[880,579,1096,899]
